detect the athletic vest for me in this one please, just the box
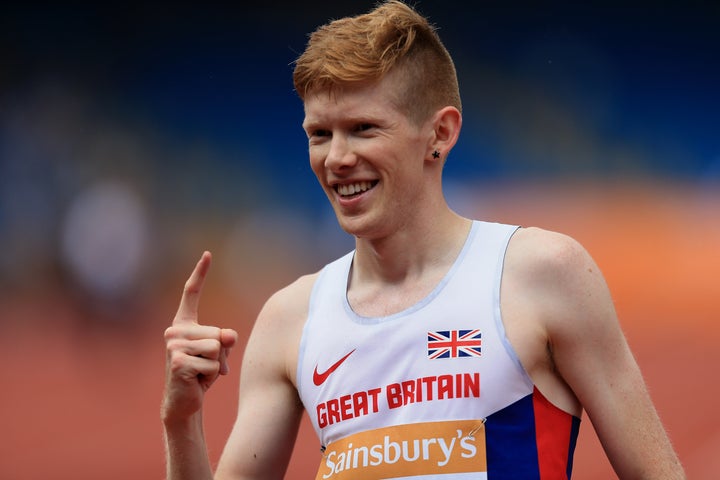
[297,221,580,479]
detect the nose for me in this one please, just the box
[324,134,358,172]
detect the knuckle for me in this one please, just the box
[209,339,222,357]
[165,335,183,351]
[164,337,182,353]
[183,279,198,295]
[167,352,189,374]
[164,326,178,341]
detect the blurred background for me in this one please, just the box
[1,1,718,478]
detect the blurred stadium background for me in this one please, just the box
[1,1,718,478]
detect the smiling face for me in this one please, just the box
[302,71,436,240]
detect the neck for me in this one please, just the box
[345,210,472,318]
[352,210,472,285]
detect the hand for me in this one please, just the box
[162,251,238,422]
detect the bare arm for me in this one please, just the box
[514,228,685,479]
[162,252,239,480]
[214,275,316,479]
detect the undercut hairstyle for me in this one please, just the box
[293,0,461,124]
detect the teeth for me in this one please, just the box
[337,181,374,197]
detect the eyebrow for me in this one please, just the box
[301,118,317,130]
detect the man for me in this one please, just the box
[162,1,685,478]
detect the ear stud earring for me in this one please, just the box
[432,150,440,159]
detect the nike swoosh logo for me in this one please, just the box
[313,349,356,386]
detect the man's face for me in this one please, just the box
[302,73,434,239]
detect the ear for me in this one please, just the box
[427,106,462,162]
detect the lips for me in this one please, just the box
[335,180,378,197]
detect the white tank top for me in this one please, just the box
[296,221,579,479]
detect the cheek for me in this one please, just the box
[309,152,333,194]
[308,148,324,177]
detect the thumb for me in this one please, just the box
[220,328,238,349]
[219,328,238,375]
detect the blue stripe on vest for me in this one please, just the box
[485,394,541,479]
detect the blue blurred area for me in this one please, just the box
[1,1,718,305]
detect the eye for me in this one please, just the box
[307,128,332,141]
[355,123,374,132]
[307,128,331,140]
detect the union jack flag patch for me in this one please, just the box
[427,330,482,359]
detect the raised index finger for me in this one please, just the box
[174,250,212,325]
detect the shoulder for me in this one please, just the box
[507,226,593,272]
[258,272,320,325]
[506,226,603,294]
[505,226,615,329]
[242,272,321,386]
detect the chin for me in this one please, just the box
[334,213,365,235]
[336,216,388,241]
[337,220,365,238]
